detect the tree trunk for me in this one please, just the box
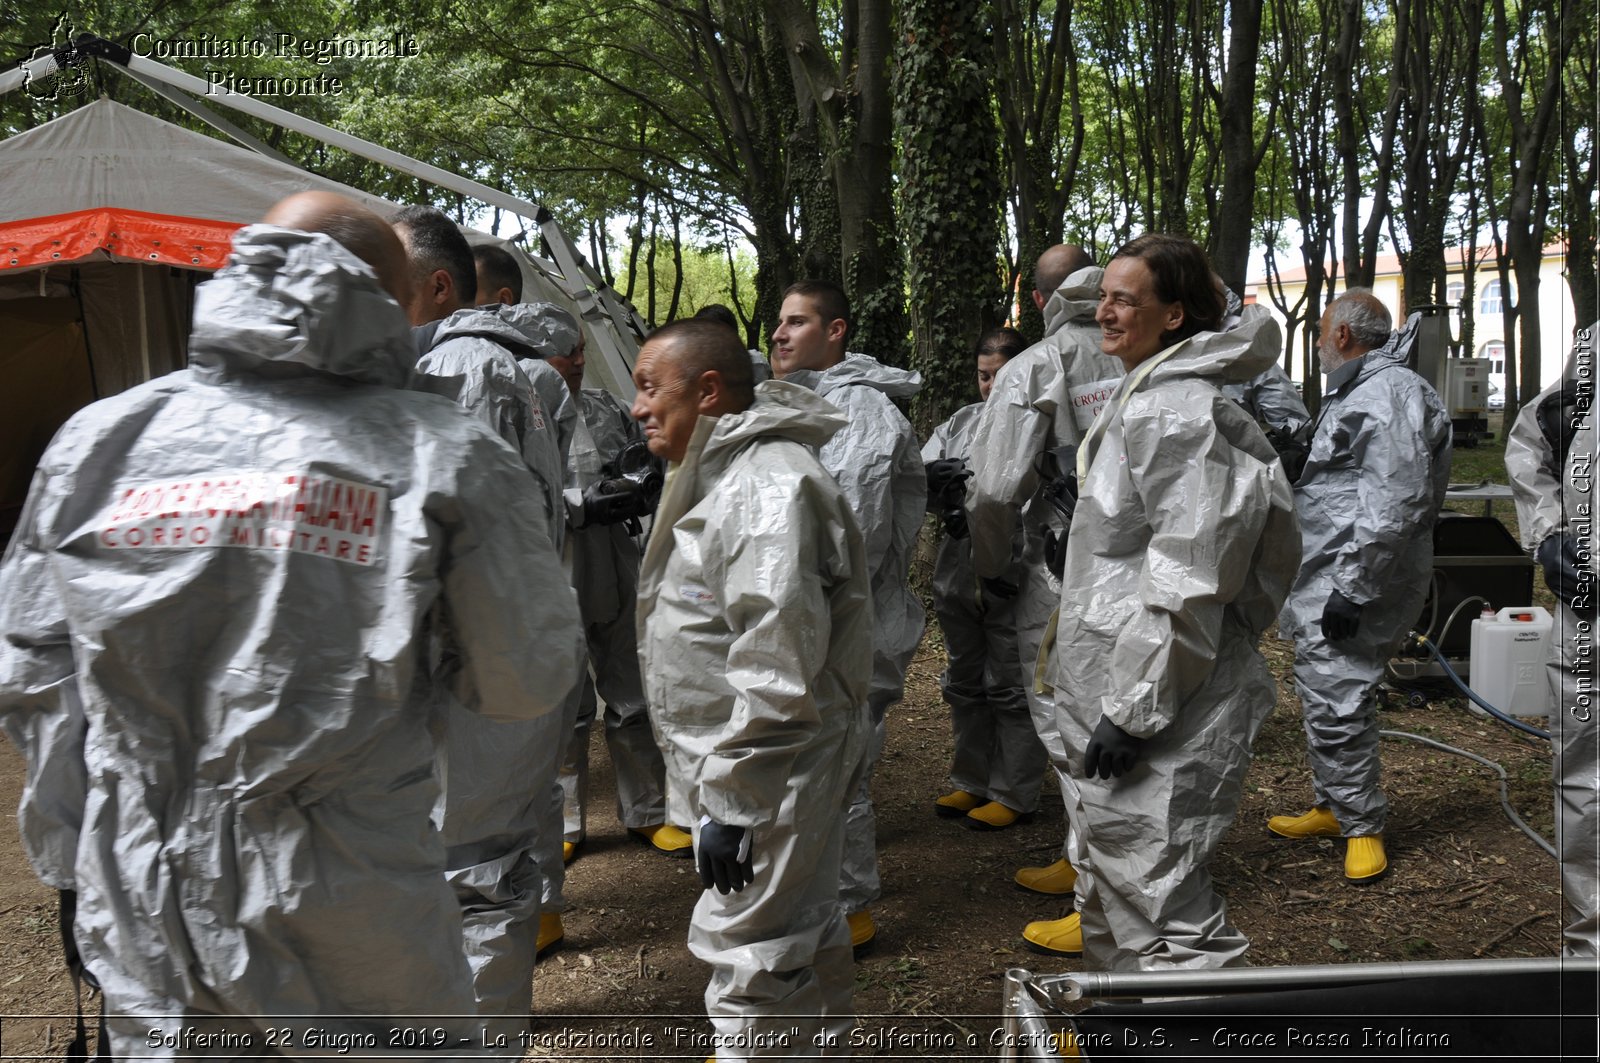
[897,0,1004,432]
[1487,0,1573,400]
[645,208,659,325]
[665,202,684,322]
[1334,0,1399,287]
[767,0,908,361]
[1563,1,1598,329]
[1208,0,1266,294]
[994,0,1079,340]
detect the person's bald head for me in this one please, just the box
[1033,244,1095,310]
[262,191,412,307]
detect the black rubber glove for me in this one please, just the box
[982,575,1019,601]
[941,507,969,539]
[1084,716,1145,779]
[1266,423,1312,484]
[1538,533,1590,611]
[1320,589,1363,641]
[925,457,967,494]
[1043,527,1068,580]
[581,478,648,526]
[696,821,753,895]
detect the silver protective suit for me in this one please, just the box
[0,227,582,1056]
[507,307,586,922]
[1278,320,1452,838]
[1222,359,1311,435]
[1054,309,1301,970]
[416,304,566,533]
[420,303,589,1020]
[749,349,773,384]
[1505,337,1586,554]
[1506,323,1600,956]
[784,353,926,915]
[509,299,585,471]
[965,266,1124,862]
[923,404,1046,811]
[637,380,871,1059]
[519,356,578,472]
[558,388,669,840]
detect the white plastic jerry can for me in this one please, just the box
[1468,606,1554,718]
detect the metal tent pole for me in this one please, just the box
[1028,956,1571,1008]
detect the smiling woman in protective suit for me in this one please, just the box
[1038,234,1302,970]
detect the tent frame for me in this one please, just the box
[2,33,650,396]
[1000,958,1576,1062]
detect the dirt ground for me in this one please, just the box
[0,609,1567,1060]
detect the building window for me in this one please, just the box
[1481,280,1503,315]
[1447,281,1464,305]
[1479,341,1505,371]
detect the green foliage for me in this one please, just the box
[2,0,1590,401]
[612,238,758,332]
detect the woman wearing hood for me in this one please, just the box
[1033,234,1301,970]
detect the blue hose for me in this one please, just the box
[1410,634,1552,740]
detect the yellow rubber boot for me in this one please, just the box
[1022,912,1083,956]
[934,789,983,818]
[965,801,1030,830]
[847,910,877,955]
[1267,807,1342,839]
[1345,835,1389,882]
[562,840,578,864]
[1014,857,1078,896]
[630,823,694,856]
[536,912,564,960]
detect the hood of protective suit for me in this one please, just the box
[786,352,923,401]
[1332,313,1419,392]
[188,225,416,388]
[1507,323,1600,552]
[1042,266,1105,337]
[1139,305,1283,389]
[637,376,869,835]
[432,300,580,360]
[695,380,848,482]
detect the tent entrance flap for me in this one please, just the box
[0,294,93,522]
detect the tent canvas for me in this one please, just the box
[0,97,643,531]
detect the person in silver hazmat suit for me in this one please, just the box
[771,280,925,952]
[394,206,567,534]
[0,193,582,1057]
[474,250,615,956]
[1216,279,1311,438]
[1270,292,1452,884]
[545,317,689,865]
[1053,233,1301,970]
[1506,322,1600,957]
[963,245,1125,955]
[922,327,1048,831]
[473,244,580,473]
[632,320,871,1059]
[393,207,586,1018]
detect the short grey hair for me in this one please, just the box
[1327,288,1392,349]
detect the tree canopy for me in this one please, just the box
[4,0,1591,428]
